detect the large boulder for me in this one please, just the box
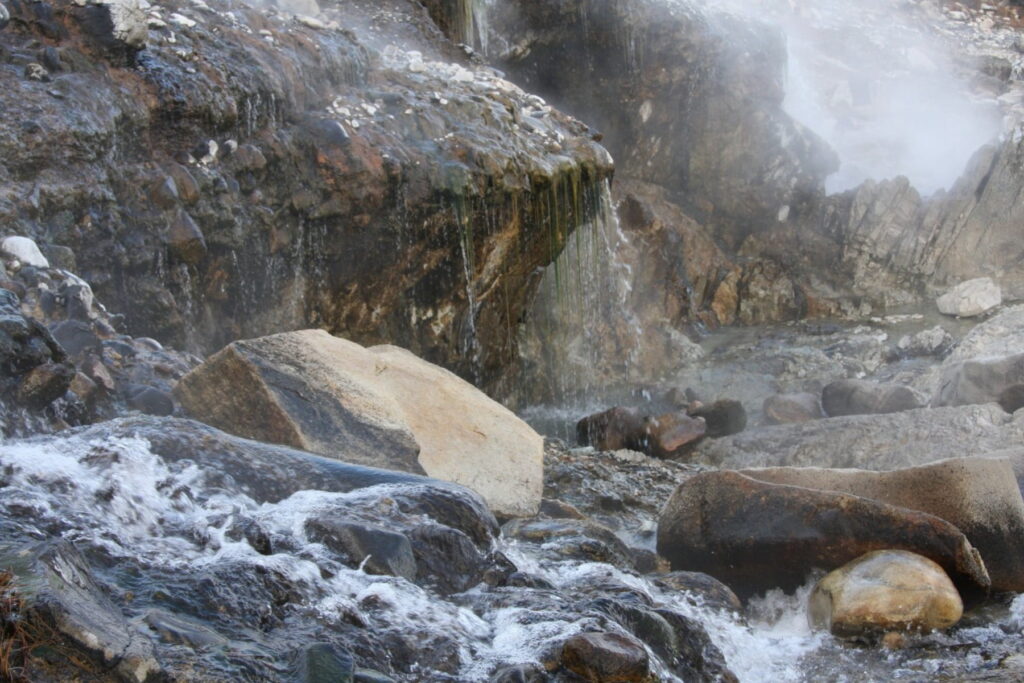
[821,379,927,417]
[934,352,1024,410]
[656,470,989,599]
[809,551,963,639]
[936,277,1002,318]
[174,330,543,517]
[742,458,1024,592]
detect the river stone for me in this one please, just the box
[688,399,746,437]
[740,458,1024,592]
[937,277,1002,318]
[561,632,651,682]
[644,411,707,457]
[1,236,50,269]
[657,470,990,599]
[654,571,742,613]
[809,550,963,639]
[934,352,1024,410]
[175,330,544,517]
[304,518,417,581]
[576,406,647,451]
[821,379,926,417]
[763,392,824,424]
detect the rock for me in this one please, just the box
[643,411,707,458]
[688,399,746,437]
[25,63,50,82]
[657,470,990,599]
[1,540,160,682]
[894,326,953,358]
[165,210,207,264]
[489,664,547,683]
[577,407,646,451]
[298,643,355,683]
[405,523,490,594]
[944,305,1024,363]
[305,518,417,581]
[1,236,50,269]
[821,379,927,417]
[0,2,8,31]
[935,352,1024,410]
[561,632,651,683]
[763,392,824,424]
[17,360,75,409]
[175,331,543,517]
[741,458,1024,593]
[937,278,1002,318]
[50,320,101,358]
[654,572,742,614]
[809,551,963,639]
[999,384,1024,414]
[503,518,636,570]
[126,385,175,416]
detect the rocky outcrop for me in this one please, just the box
[174,329,544,517]
[657,470,990,599]
[809,551,963,639]
[0,0,612,393]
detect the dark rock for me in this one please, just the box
[561,632,650,682]
[539,498,586,519]
[305,517,417,581]
[657,470,990,599]
[126,385,174,416]
[51,319,101,358]
[502,572,555,590]
[654,571,742,614]
[406,523,488,594]
[503,518,635,569]
[17,360,74,408]
[225,516,273,555]
[822,379,927,417]
[688,399,746,437]
[298,643,355,683]
[642,411,707,458]
[151,175,179,209]
[39,46,62,72]
[165,210,207,264]
[142,609,229,650]
[999,384,1024,413]
[354,670,395,683]
[576,406,646,451]
[763,392,825,424]
[935,352,1024,410]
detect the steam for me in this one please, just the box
[701,0,1004,196]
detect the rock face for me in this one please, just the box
[174,330,544,517]
[742,458,1024,593]
[657,470,990,599]
[936,278,1002,318]
[821,379,927,417]
[809,551,963,639]
[0,0,612,393]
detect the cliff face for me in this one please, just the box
[0,0,611,390]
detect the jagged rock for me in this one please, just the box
[561,632,651,683]
[688,399,746,437]
[822,379,927,417]
[937,278,1002,318]
[1,236,50,269]
[763,392,824,424]
[742,458,1024,592]
[809,551,963,639]
[934,352,1024,410]
[175,331,542,516]
[657,470,990,599]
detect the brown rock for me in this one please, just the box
[576,407,646,451]
[17,361,75,409]
[643,411,707,458]
[763,392,824,424]
[165,210,207,265]
[561,632,651,683]
[809,550,963,639]
[657,470,990,599]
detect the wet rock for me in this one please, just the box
[741,458,1024,593]
[657,470,990,599]
[561,631,651,682]
[175,330,543,517]
[654,572,742,614]
[809,551,963,639]
[503,518,636,570]
[406,523,489,594]
[576,407,647,451]
[17,360,74,409]
[935,352,1024,410]
[297,643,355,683]
[937,277,1002,318]
[489,663,547,683]
[165,210,207,265]
[688,399,746,437]
[1,540,160,682]
[763,392,824,424]
[821,379,927,417]
[125,385,174,416]
[643,411,707,458]
[1,236,49,269]
[305,518,417,581]
[894,325,954,359]
[142,609,230,650]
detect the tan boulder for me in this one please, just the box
[174,330,543,517]
[809,550,963,639]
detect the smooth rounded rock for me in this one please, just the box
[1,236,50,269]
[763,392,824,424]
[937,277,1001,318]
[822,379,926,417]
[809,550,963,639]
[688,399,746,437]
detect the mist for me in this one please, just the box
[699,0,1005,196]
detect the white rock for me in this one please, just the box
[1,236,50,269]
[100,0,149,47]
[936,277,1002,318]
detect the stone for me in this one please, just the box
[894,326,953,358]
[742,458,1024,593]
[25,63,50,82]
[763,392,824,424]
[305,518,417,581]
[937,278,1002,318]
[999,384,1024,414]
[50,319,101,358]
[654,571,742,614]
[165,210,207,264]
[175,331,543,517]
[503,518,635,569]
[0,2,8,31]
[126,385,175,416]
[576,407,647,451]
[17,361,75,408]
[688,399,746,437]
[561,632,651,683]
[405,523,490,594]
[657,470,989,599]
[821,379,927,417]
[489,664,547,683]
[298,643,355,683]
[1,236,50,269]
[643,411,707,458]
[934,352,1024,410]
[809,551,963,639]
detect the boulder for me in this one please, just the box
[809,551,963,639]
[763,392,824,424]
[175,331,543,517]
[577,407,646,451]
[305,518,417,581]
[821,379,926,417]
[643,411,707,458]
[576,407,706,458]
[934,352,1024,410]
[1,236,49,269]
[741,458,1024,592]
[561,632,651,683]
[657,470,989,599]
[936,278,1002,318]
[687,399,747,437]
